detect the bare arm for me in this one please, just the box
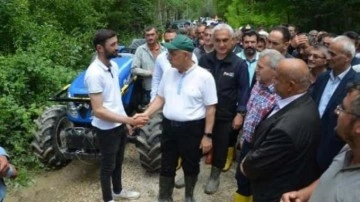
[143,96,165,117]
[200,104,216,154]
[89,93,147,126]
[204,105,216,134]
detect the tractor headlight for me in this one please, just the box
[67,102,78,118]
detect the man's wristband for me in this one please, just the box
[238,111,246,117]
[204,133,212,138]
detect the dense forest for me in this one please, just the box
[0,0,359,184]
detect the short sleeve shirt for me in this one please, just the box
[309,144,360,202]
[84,57,127,130]
[158,64,217,121]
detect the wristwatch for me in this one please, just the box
[204,133,212,138]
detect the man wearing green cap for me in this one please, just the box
[135,34,218,202]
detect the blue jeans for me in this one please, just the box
[96,125,127,202]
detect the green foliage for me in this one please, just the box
[221,0,360,33]
[0,0,180,187]
[0,0,118,184]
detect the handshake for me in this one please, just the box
[128,112,151,129]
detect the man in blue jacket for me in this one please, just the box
[199,23,250,194]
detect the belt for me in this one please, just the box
[164,118,204,127]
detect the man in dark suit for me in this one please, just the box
[311,35,360,172]
[241,59,321,202]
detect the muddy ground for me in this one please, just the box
[6,144,237,202]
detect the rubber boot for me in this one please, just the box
[158,176,174,202]
[204,166,221,194]
[234,192,253,202]
[174,176,185,189]
[185,176,197,202]
[223,147,235,172]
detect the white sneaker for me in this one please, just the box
[113,189,140,200]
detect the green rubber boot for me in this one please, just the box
[185,176,197,202]
[158,176,174,202]
[204,166,221,195]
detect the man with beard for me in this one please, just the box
[85,29,148,202]
[237,30,260,88]
[199,23,250,195]
[267,26,293,58]
[132,26,167,106]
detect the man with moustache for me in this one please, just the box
[241,59,320,202]
[237,30,260,88]
[234,49,284,202]
[132,26,166,106]
[267,26,293,58]
[85,29,148,202]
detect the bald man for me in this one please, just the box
[240,59,321,202]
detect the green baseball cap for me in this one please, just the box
[163,34,194,52]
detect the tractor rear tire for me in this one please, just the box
[135,112,163,172]
[31,105,72,169]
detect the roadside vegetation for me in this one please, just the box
[1,0,359,187]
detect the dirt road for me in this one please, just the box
[6,144,237,202]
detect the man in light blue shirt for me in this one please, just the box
[237,30,260,87]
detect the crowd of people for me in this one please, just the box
[128,22,360,202]
[3,21,359,202]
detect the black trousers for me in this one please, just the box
[212,120,239,169]
[96,125,127,202]
[160,118,205,177]
[235,139,252,196]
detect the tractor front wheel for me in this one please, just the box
[31,105,73,168]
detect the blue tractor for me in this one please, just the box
[31,46,162,172]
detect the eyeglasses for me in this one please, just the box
[308,54,326,60]
[335,105,359,117]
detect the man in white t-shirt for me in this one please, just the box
[84,29,148,202]
[136,35,217,202]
